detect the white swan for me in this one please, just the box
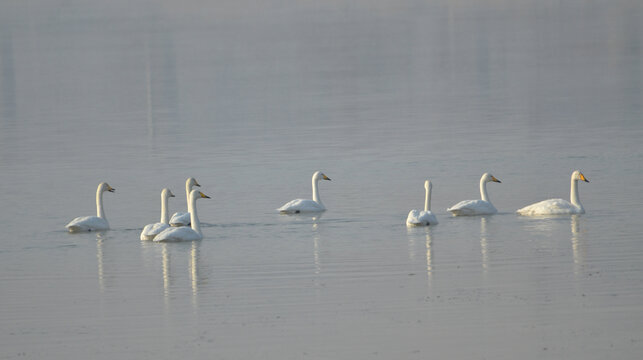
[407,180,438,226]
[447,173,501,216]
[277,171,331,214]
[65,182,115,232]
[140,188,175,240]
[169,177,200,227]
[155,190,210,242]
[517,170,589,215]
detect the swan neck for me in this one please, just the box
[570,177,583,210]
[424,186,431,212]
[160,193,170,224]
[189,196,202,237]
[312,177,323,206]
[96,186,106,220]
[480,177,489,202]
[185,181,191,207]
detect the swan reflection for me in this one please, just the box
[96,233,106,293]
[480,217,489,271]
[407,226,434,289]
[571,215,585,276]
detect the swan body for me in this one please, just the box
[170,177,200,227]
[517,170,589,216]
[155,190,210,242]
[278,171,331,214]
[140,188,175,240]
[66,182,115,232]
[447,173,501,216]
[407,180,438,226]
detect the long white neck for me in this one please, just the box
[189,195,202,237]
[185,181,192,208]
[424,185,431,212]
[312,178,323,207]
[96,186,106,219]
[570,176,583,211]
[479,177,489,202]
[160,192,170,224]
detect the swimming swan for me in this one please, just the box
[277,171,331,214]
[407,180,438,226]
[140,188,175,240]
[517,170,589,215]
[155,190,210,242]
[170,177,200,227]
[447,173,501,216]
[65,182,115,232]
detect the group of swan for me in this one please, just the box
[66,177,211,242]
[65,170,589,237]
[410,170,588,226]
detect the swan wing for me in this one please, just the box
[154,227,201,242]
[447,200,497,216]
[140,222,170,240]
[169,212,191,227]
[277,199,325,214]
[66,216,109,232]
[407,210,438,226]
[517,199,582,215]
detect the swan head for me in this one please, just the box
[482,173,501,184]
[313,171,331,182]
[189,189,211,200]
[573,170,589,183]
[187,177,201,188]
[424,180,432,190]
[162,188,175,198]
[99,182,115,193]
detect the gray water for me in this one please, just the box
[1,0,643,359]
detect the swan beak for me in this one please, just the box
[491,176,501,183]
[107,186,115,192]
[195,181,201,187]
[170,193,176,197]
[200,192,211,199]
[579,173,589,183]
[322,174,331,181]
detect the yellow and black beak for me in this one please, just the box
[107,186,116,192]
[200,192,211,199]
[579,173,589,183]
[195,181,201,187]
[491,176,501,183]
[323,174,331,181]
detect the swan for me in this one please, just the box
[140,188,175,240]
[517,170,589,215]
[155,189,210,242]
[447,173,501,216]
[277,171,331,214]
[407,180,438,226]
[169,177,200,227]
[65,182,115,232]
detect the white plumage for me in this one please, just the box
[407,180,438,226]
[517,170,589,216]
[140,188,175,240]
[447,173,501,216]
[278,171,331,214]
[66,182,115,232]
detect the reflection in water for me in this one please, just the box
[407,227,434,290]
[161,243,171,306]
[0,26,16,121]
[571,215,585,276]
[480,217,489,271]
[425,229,433,287]
[96,233,106,293]
[189,241,199,309]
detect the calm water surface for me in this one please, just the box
[1,0,643,359]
